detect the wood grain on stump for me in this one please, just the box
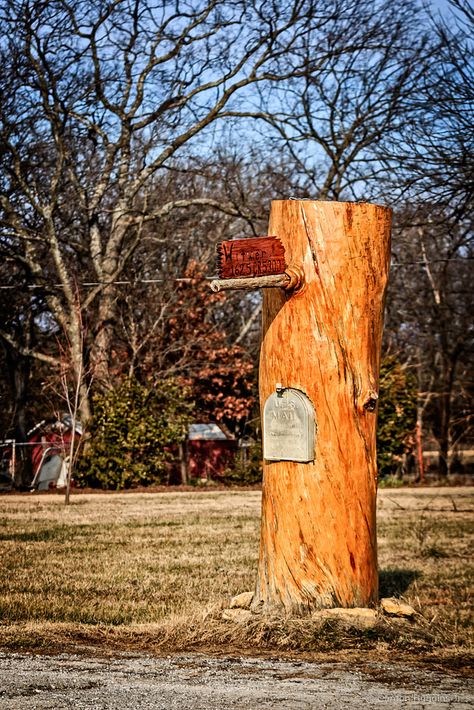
[253,199,391,614]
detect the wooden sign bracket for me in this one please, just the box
[210,265,304,293]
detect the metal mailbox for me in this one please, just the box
[263,384,315,463]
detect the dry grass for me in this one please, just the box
[0,487,472,667]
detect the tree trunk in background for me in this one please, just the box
[253,200,391,614]
[90,287,119,389]
[4,346,32,487]
[179,443,188,485]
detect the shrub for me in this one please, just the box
[223,436,263,485]
[76,378,193,489]
[377,356,417,479]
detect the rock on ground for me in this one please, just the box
[380,598,417,618]
[312,608,378,629]
[229,592,254,610]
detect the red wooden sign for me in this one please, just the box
[216,237,286,279]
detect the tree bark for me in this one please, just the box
[3,345,31,487]
[437,358,457,477]
[179,442,188,486]
[253,200,391,614]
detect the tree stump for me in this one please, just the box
[253,199,391,614]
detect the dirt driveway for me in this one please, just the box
[1,652,472,710]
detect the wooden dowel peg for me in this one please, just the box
[210,273,291,292]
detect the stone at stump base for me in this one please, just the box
[313,607,378,629]
[380,597,416,618]
[221,594,418,626]
[229,591,254,609]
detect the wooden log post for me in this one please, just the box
[210,199,391,615]
[252,200,391,614]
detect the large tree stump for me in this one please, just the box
[253,200,391,614]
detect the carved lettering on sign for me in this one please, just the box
[216,237,286,280]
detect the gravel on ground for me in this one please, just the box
[0,652,472,710]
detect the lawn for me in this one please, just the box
[0,487,472,668]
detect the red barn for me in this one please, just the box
[187,423,236,482]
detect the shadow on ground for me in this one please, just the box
[379,568,420,597]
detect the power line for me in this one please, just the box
[0,277,211,290]
[0,259,471,290]
[391,258,473,265]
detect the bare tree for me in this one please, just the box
[223,0,436,200]
[0,257,54,484]
[1,0,349,420]
[245,0,473,473]
[386,0,474,214]
[381,0,474,474]
[2,0,470,469]
[385,207,473,475]
[114,148,285,375]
